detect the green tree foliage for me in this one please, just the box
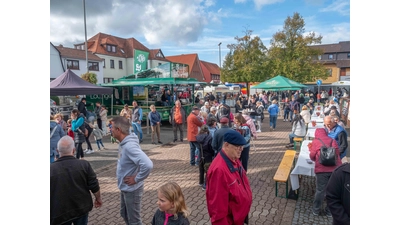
[81,72,98,84]
[221,28,269,93]
[267,12,328,83]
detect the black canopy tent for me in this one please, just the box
[50,69,114,115]
[50,69,113,96]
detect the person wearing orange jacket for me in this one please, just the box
[187,106,203,166]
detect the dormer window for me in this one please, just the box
[106,44,116,53]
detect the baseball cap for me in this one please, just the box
[224,129,247,146]
[220,117,229,123]
[192,106,200,111]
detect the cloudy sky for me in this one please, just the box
[50,0,350,65]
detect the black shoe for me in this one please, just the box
[140,140,143,143]
[173,139,177,142]
[152,142,156,145]
[180,139,183,142]
[158,141,163,144]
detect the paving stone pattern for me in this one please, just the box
[84,115,346,225]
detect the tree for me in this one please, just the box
[81,72,98,84]
[220,28,269,95]
[267,12,328,83]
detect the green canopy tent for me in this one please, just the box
[251,75,307,109]
[250,75,307,90]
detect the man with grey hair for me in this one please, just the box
[50,136,102,225]
[110,116,153,225]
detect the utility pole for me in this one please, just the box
[218,42,222,68]
[83,0,88,73]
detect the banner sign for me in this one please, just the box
[134,49,149,74]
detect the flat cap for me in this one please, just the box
[224,129,247,146]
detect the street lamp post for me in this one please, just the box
[218,42,222,68]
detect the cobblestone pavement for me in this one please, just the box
[84,116,349,225]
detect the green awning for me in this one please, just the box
[251,75,307,90]
[100,77,207,87]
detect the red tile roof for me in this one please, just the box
[55,45,103,61]
[200,60,220,83]
[78,32,151,58]
[149,49,170,61]
[165,54,205,81]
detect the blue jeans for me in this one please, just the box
[284,110,290,120]
[96,139,104,149]
[189,141,200,165]
[61,213,88,225]
[289,133,304,143]
[120,185,144,225]
[289,110,294,121]
[269,115,277,129]
[132,122,143,141]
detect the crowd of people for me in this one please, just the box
[50,89,350,225]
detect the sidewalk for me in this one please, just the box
[85,116,344,225]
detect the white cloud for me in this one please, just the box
[234,0,248,3]
[319,0,350,16]
[254,0,284,10]
[50,0,214,47]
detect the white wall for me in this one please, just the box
[50,43,64,80]
[96,54,128,80]
[60,57,104,84]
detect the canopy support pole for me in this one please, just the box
[111,94,114,116]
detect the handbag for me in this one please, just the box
[316,138,337,166]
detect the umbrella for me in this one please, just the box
[250,75,307,90]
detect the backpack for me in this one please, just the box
[316,138,337,166]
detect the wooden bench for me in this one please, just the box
[273,150,296,198]
[293,137,304,151]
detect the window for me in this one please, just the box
[328,54,333,59]
[327,68,332,77]
[158,63,162,66]
[88,62,99,71]
[103,59,106,68]
[67,60,79,70]
[119,60,123,69]
[103,78,114,83]
[318,55,322,60]
[110,59,115,69]
[347,53,350,59]
[106,44,116,53]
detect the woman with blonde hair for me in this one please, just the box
[300,105,311,125]
[148,104,162,145]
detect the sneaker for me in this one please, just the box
[312,210,319,216]
[256,129,261,133]
[140,140,143,143]
[86,150,94,154]
[285,144,294,148]
[273,129,275,131]
[152,142,156,145]
[180,139,183,142]
[173,139,177,143]
[98,148,101,151]
[84,149,89,153]
[158,141,163,144]
[325,209,332,217]
[102,147,106,150]
[270,127,273,131]
[198,183,203,186]
[202,184,206,191]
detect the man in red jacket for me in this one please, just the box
[309,128,342,217]
[187,106,203,166]
[206,129,252,225]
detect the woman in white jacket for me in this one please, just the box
[99,105,108,135]
[285,115,306,148]
[300,105,311,126]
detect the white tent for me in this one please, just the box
[331,81,350,86]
